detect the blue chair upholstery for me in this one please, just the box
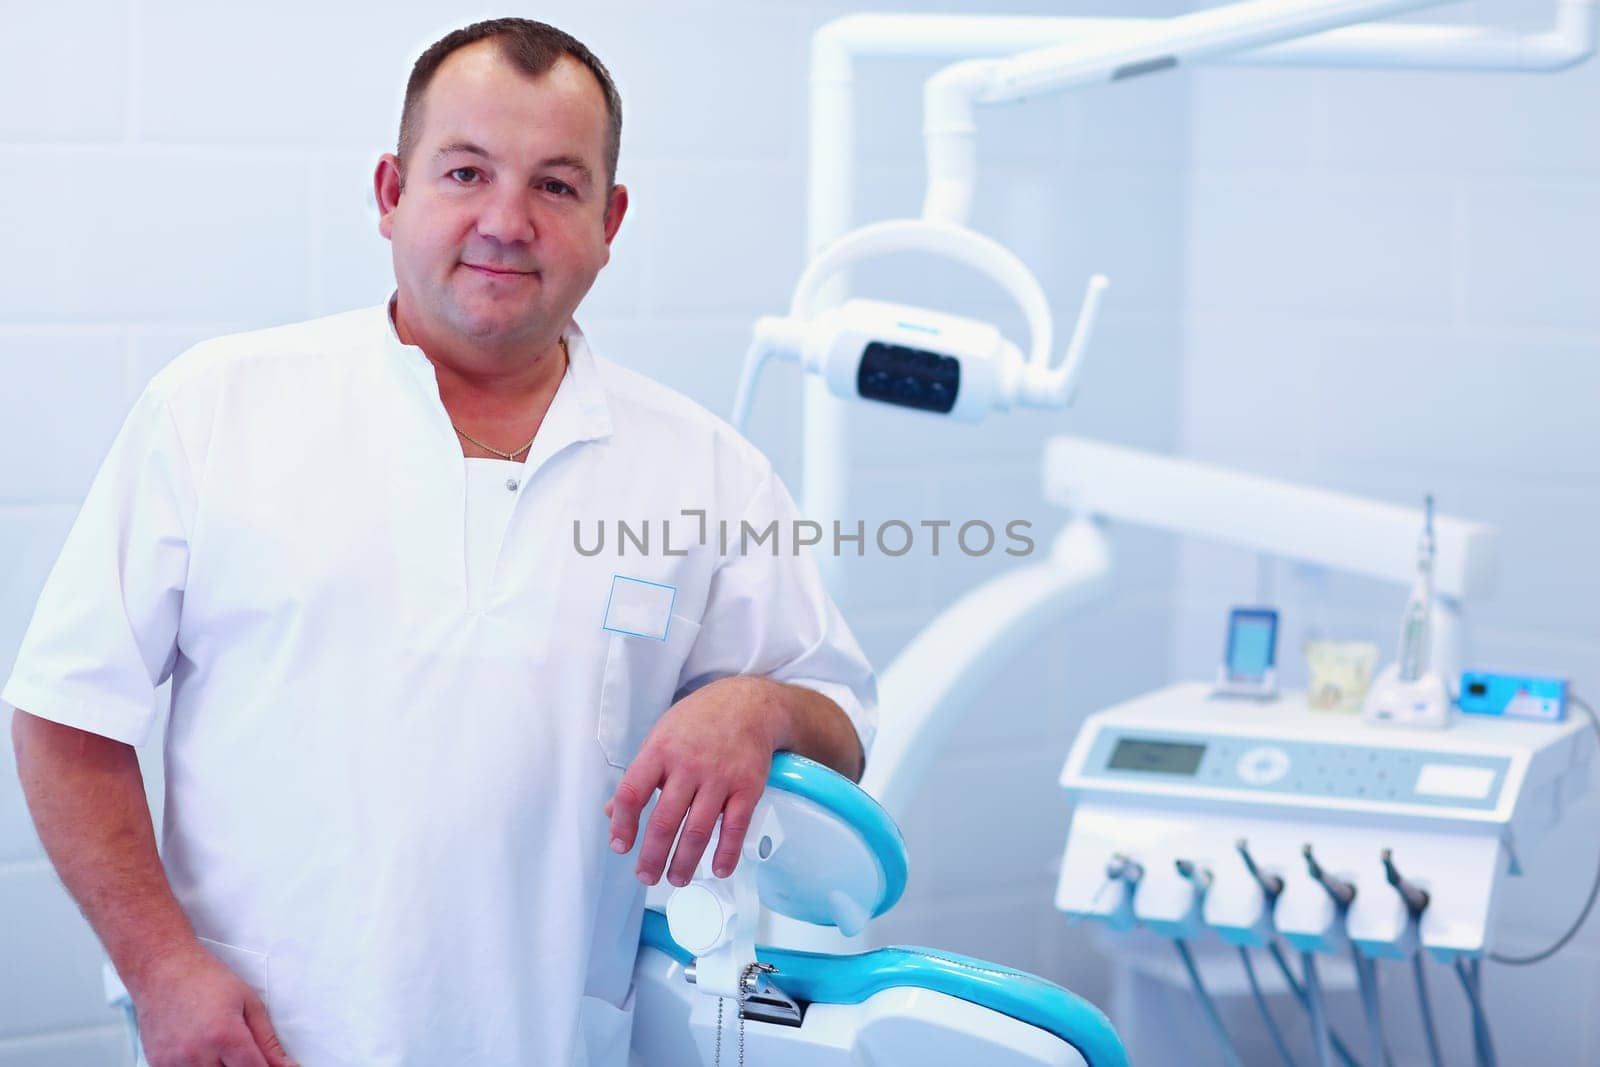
[642,910,1129,1067]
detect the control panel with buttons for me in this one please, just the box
[1082,726,1510,811]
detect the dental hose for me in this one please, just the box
[1301,951,1335,1067]
[1267,943,1358,1067]
[1455,957,1498,1067]
[1174,939,1245,1067]
[1352,950,1390,1067]
[1239,946,1296,1067]
[1412,953,1444,1067]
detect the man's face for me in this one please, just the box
[377,43,625,352]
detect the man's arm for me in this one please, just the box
[603,676,865,889]
[12,709,195,990]
[760,677,864,782]
[12,708,296,1067]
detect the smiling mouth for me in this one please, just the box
[462,263,537,278]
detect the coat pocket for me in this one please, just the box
[597,614,701,769]
[196,935,273,1000]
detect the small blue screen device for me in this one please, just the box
[1226,608,1279,681]
[1214,607,1279,699]
[1458,671,1567,722]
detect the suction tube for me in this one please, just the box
[1266,944,1359,1067]
[1413,954,1444,1067]
[1239,947,1296,1067]
[1302,952,1334,1067]
[1455,958,1498,1067]
[1174,939,1244,1067]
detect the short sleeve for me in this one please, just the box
[676,466,878,758]
[1,387,195,746]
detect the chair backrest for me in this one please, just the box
[756,752,909,932]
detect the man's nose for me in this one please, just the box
[475,189,537,245]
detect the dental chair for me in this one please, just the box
[631,753,1128,1066]
[106,753,1126,1067]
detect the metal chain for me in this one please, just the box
[449,337,568,460]
[713,962,777,1067]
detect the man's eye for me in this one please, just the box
[543,180,575,196]
[449,167,481,183]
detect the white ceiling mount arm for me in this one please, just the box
[1234,0,1599,71]
[921,60,990,226]
[920,0,1448,227]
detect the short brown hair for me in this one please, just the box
[398,18,623,187]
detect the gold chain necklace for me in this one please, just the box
[450,337,568,461]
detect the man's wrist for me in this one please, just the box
[120,929,207,1000]
[717,674,796,753]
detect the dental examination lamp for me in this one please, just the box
[729,218,1109,431]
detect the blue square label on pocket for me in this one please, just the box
[602,575,676,641]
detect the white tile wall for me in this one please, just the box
[0,509,76,691]
[0,3,129,142]
[0,864,121,1037]
[0,149,310,325]
[1463,176,1600,330]
[0,336,127,503]
[0,1031,129,1067]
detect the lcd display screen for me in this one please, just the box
[1107,738,1207,776]
[1227,612,1277,680]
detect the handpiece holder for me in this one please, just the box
[665,753,909,1000]
[1204,838,1282,946]
[1364,494,1453,730]
[1237,839,1284,903]
[1304,844,1357,910]
[1382,848,1431,918]
[1275,843,1361,954]
[1099,852,1144,932]
[731,217,1109,430]
[1343,847,1428,959]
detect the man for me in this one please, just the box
[5,18,874,1067]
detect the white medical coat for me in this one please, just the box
[1,303,877,1066]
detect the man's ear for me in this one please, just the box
[602,183,629,247]
[375,153,404,240]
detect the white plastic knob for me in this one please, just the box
[666,883,733,956]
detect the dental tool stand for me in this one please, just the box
[1056,683,1594,1065]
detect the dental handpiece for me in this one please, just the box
[1381,849,1431,918]
[1303,844,1356,908]
[1106,853,1145,886]
[1399,494,1437,683]
[1175,858,1215,895]
[1236,839,1284,902]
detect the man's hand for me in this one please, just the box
[133,945,298,1067]
[604,676,786,887]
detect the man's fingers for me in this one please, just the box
[607,752,664,855]
[217,1029,271,1067]
[242,996,299,1067]
[665,787,727,888]
[712,791,759,879]
[636,781,695,885]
